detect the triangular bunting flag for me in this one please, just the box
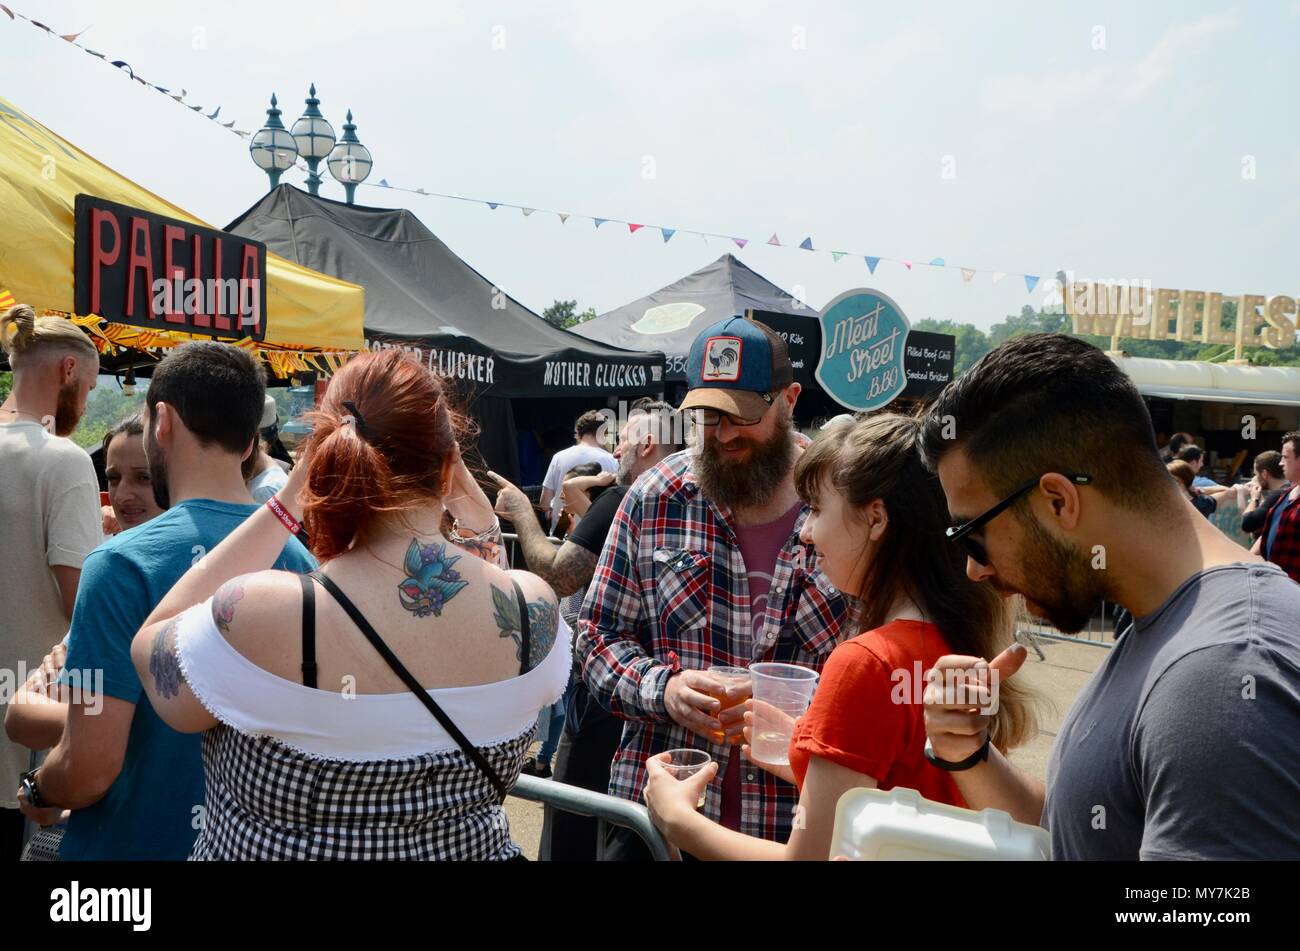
[222,120,235,128]
[0,7,13,21]
[521,208,535,216]
[628,223,643,233]
[902,260,913,270]
[798,237,814,250]
[992,271,1006,284]
[30,19,51,32]
[929,257,945,266]
[415,188,428,195]
[84,48,106,58]
[379,179,390,188]
[767,234,781,246]
[733,238,748,249]
[110,61,135,80]
[60,30,84,42]
[961,268,976,283]
[865,256,880,273]
[487,202,499,210]
[189,104,202,112]
[594,218,607,228]
[206,106,221,119]
[558,213,570,223]
[661,228,675,243]
[1024,275,1040,293]
[831,252,846,262]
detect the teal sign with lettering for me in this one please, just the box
[814,288,911,411]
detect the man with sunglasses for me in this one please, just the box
[918,333,1300,860]
[577,316,846,860]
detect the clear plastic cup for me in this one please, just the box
[661,748,713,808]
[748,663,819,767]
[704,665,751,745]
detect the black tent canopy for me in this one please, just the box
[226,185,664,401]
[226,185,665,482]
[574,253,812,381]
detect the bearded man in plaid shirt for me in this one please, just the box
[577,317,848,860]
[1252,431,1300,585]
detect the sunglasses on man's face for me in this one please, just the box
[945,472,1093,567]
[688,393,779,429]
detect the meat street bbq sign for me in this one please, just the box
[814,288,911,411]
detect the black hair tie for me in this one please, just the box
[341,401,375,441]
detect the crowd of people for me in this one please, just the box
[2,299,1298,861]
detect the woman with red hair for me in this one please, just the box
[129,350,567,860]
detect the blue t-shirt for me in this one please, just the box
[59,499,316,860]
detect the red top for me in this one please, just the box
[789,620,966,808]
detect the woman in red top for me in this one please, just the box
[644,413,1040,859]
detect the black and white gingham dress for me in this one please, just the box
[191,725,535,861]
[171,596,570,862]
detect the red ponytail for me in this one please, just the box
[299,350,470,561]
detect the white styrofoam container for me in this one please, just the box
[829,786,1051,861]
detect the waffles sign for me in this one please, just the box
[815,288,910,411]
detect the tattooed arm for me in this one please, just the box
[488,472,598,596]
[131,612,219,734]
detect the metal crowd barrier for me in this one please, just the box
[509,774,675,861]
[500,531,561,570]
[1014,597,1119,659]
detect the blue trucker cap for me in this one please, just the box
[679,316,794,420]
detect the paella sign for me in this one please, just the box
[814,288,911,411]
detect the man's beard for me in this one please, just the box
[53,382,83,437]
[1015,514,1101,634]
[616,449,638,487]
[694,410,794,511]
[144,422,172,511]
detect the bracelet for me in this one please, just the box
[924,734,991,772]
[448,516,501,543]
[266,495,303,537]
[20,769,50,809]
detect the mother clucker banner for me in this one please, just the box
[815,288,910,411]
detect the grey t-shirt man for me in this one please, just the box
[1043,562,1300,859]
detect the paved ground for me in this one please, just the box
[505,634,1110,860]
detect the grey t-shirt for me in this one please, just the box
[1043,562,1300,860]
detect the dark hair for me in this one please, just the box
[574,410,607,439]
[1254,450,1284,480]
[795,413,1036,751]
[1283,432,1300,457]
[104,412,144,450]
[565,461,602,479]
[630,400,684,454]
[299,350,471,561]
[145,342,266,455]
[1167,460,1195,491]
[1165,432,1195,456]
[240,435,264,482]
[1176,445,1203,464]
[920,334,1169,512]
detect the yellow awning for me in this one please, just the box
[0,95,364,352]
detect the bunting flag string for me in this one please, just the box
[3,4,1055,295]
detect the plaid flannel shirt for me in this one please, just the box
[1262,488,1300,585]
[576,450,848,844]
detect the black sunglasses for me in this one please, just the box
[945,472,1093,567]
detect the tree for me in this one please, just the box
[913,319,990,375]
[542,300,597,330]
[0,370,10,404]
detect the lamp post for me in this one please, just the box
[290,84,336,196]
[327,110,373,205]
[249,94,299,190]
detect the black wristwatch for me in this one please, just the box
[19,768,50,809]
[924,735,991,772]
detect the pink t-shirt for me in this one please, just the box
[720,502,802,831]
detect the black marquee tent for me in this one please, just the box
[226,185,664,482]
[574,253,812,382]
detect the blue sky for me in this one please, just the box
[2,1,1296,332]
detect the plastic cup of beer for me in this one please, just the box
[661,748,713,809]
[748,663,819,768]
[704,665,751,745]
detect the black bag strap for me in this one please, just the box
[299,574,318,689]
[306,570,510,804]
[513,579,532,676]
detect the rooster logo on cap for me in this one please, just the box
[701,336,742,381]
